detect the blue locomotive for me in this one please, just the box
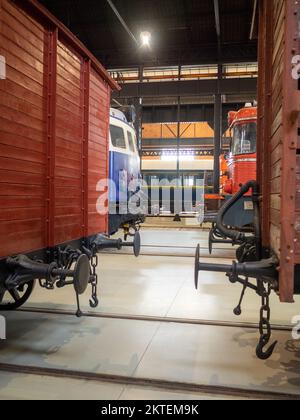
[108,108,145,237]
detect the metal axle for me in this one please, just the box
[194,245,278,289]
[5,254,90,293]
[93,231,141,257]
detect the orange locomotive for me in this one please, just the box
[208,105,257,253]
[223,105,257,196]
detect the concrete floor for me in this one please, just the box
[0,229,300,399]
[0,371,250,400]
[0,311,299,398]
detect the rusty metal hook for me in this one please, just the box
[89,294,99,308]
[256,335,278,360]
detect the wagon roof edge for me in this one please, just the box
[14,0,121,91]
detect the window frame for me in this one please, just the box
[110,124,127,150]
[127,130,137,153]
[231,122,257,156]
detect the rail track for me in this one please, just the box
[1,306,298,400]
[0,359,298,400]
[102,243,235,258]
[19,306,292,332]
[0,249,296,400]
[140,245,232,250]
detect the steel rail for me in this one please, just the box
[0,362,298,400]
[137,244,233,250]
[18,307,292,332]
[101,246,235,258]
[102,253,234,259]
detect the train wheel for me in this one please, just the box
[0,280,35,311]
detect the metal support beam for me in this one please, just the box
[133,97,143,158]
[213,94,222,193]
[213,65,223,194]
[176,96,181,177]
[135,65,144,160]
[173,95,182,222]
[106,0,139,47]
[250,0,258,40]
[112,98,123,107]
[112,78,257,100]
[213,0,221,39]
[213,0,221,59]
[176,66,182,180]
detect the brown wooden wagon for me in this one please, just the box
[0,0,139,314]
[195,0,300,359]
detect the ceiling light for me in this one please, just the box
[140,31,151,47]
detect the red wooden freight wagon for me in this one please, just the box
[195,0,300,360]
[0,0,139,314]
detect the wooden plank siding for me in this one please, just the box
[258,0,300,302]
[0,0,47,257]
[0,0,118,258]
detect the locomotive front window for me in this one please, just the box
[110,125,127,149]
[232,122,256,155]
[127,131,136,153]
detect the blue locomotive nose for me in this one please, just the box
[108,109,144,236]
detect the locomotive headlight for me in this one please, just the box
[140,31,151,47]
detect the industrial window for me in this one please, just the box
[143,66,179,82]
[181,65,218,80]
[232,122,257,155]
[108,68,139,83]
[224,63,258,79]
[127,131,136,152]
[110,125,127,149]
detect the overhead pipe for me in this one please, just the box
[215,180,260,244]
[213,0,221,39]
[250,0,258,40]
[106,0,139,47]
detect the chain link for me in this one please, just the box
[258,283,272,343]
[89,250,99,308]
